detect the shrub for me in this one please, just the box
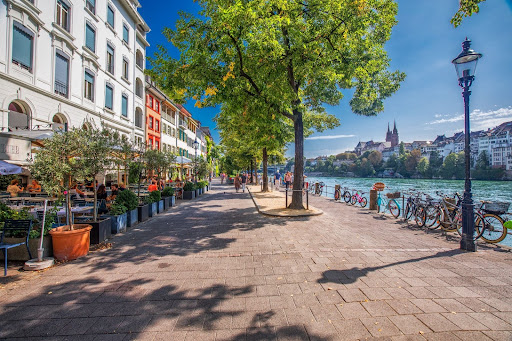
[145,190,161,204]
[115,190,138,211]
[109,202,128,215]
[162,186,175,197]
[183,182,194,191]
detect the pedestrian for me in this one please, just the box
[7,179,24,197]
[285,171,292,190]
[234,174,241,192]
[148,180,158,192]
[241,172,247,192]
[274,170,281,190]
[220,172,225,184]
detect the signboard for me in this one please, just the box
[0,136,31,162]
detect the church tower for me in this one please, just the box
[385,123,392,143]
[391,120,399,147]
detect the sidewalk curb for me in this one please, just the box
[248,188,323,217]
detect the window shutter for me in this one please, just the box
[85,71,94,84]
[105,85,113,109]
[122,95,128,116]
[85,24,95,52]
[107,44,114,56]
[107,6,114,27]
[12,22,33,69]
[55,52,69,95]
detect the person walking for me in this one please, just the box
[220,172,225,184]
[241,172,247,193]
[234,174,241,193]
[285,171,292,190]
[274,170,281,190]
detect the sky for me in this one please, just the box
[139,0,512,158]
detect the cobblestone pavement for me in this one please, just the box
[1,180,512,341]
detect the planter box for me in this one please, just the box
[101,213,127,235]
[85,218,112,244]
[163,196,170,210]
[183,191,195,200]
[170,195,175,207]
[138,204,149,222]
[0,236,52,261]
[148,202,157,217]
[157,200,164,213]
[195,189,200,197]
[127,208,138,228]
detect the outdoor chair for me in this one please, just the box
[0,219,33,276]
[175,188,184,200]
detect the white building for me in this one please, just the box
[0,0,149,165]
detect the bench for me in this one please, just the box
[0,219,33,276]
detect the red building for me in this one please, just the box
[145,83,163,150]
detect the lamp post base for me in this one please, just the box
[460,236,477,252]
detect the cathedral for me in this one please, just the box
[386,121,399,147]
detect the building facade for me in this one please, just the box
[0,0,150,164]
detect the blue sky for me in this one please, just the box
[139,0,512,158]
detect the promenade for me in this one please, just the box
[1,180,511,341]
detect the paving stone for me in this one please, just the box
[331,319,372,340]
[452,331,493,341]
[360,316,403,337]
[410,299,447,313]
[422,332,461,341]
[362,300,398,317]
[386,300,423,315]
[466,312,512,331]
[336,301,371,319]
[432,299,473,313]
[388,315,431,335]
[361,287,394,300]
[337,289,368,302]
[481,331,512,341]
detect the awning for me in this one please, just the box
[176,156,192,164]
[1,130,54,141]
[0,160,22,175]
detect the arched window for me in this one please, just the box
[135,107,143,128]
[8,101,30,130]
[135,78,143,98]
[52,114,68,132]
[136,49,144,69]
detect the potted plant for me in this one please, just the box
[194,182,201,197]
[146,190,160,217]
[183,181,195,200]
[103,202,128,235]
[30,128,93,261]
[161,186,175,209]
[115,190,138,227]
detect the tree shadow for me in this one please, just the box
[318,249,465,285]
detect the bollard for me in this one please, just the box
[285,188,288,208]
[369,189,378,210]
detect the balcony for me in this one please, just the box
[54,80,68,98]
[179,119,188,130]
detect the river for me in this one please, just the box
[303,176,512,247]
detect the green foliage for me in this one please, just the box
[0,175,18,191]
[129,161,144,184]
[145,190,161,204]
[451,0,486,27]
[109,202,128,216]
[162,186,175,197]
[115,190,138,211]
[183,182,195,191]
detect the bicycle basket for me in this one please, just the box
[386,192,401,199]
[482,201,510,214]
[373,182,385,191]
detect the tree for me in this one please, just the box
[417,157,429,177]
[368,151,382,167]
[149,0,404,208]
[405,149,422,174]
[452,0,486,27]
[428,151,443,178]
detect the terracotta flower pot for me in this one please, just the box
[49,224,93,261]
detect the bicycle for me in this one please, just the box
[403,191,427,227]
[373,183,400,218]
[342,187,352,203]
[334,186,342,201]
[315,182,325,196]
[350,190,367,208]
[472,201,509,244]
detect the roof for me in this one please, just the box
[176,104,192,118]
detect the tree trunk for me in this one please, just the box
[289,109,304,209]
[250,159,254,184]
[262,148,268,192]
[93,178,98,222]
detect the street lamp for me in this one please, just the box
[193,138,199,183]
[452,38,482,252]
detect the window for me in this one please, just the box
[135,78,143,97]
[121,94,128,117]
[54,51,69,98]
[106,43,114,74]
[12,22,34,72]
[136,50,143,69]
[122,58,128,79]
[155,140,159,150]
[135,108,143,128]
[107,5,114,28]
[147,95,153,108]
[105,84,113,110]
[155,120,159,131]
[86,0,95,14]
[84,70,95,101]
[56,0,71,32]
[149,117,153,129]
[85,23,95,52]
[123,24,129,43]
[155,100,160,113]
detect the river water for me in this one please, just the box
[304,176,512,247]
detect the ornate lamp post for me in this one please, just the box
[193,138,199,183]
[452,38,482,252]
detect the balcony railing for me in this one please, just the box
[54,80,68,98]
[179,119,187,129]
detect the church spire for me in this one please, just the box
[387,122,390,133]
[393,120,398,134]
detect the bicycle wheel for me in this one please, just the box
[414,206,427,227]
[350,195,357,205]
[425,205,441,230]
[388,200,400,218]
[457,212,484,240]
[404,202,413,220]
[440,209,459,232]
[360,197,368,208]
[476,213,506,243]
[343,191,351,203]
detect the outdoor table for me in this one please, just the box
[29,206,94,220]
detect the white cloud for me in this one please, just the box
[427,106,512,130]
[306,134,356,140]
